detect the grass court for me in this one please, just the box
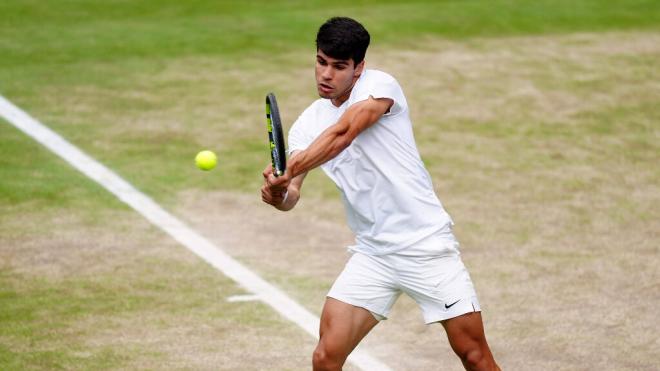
[1,1,659,369]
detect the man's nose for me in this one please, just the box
[321,66,333,80]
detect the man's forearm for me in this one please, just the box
[287,127,351,178]
[287,98,391,178]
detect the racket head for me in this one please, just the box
[266,93,286,176]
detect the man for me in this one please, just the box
[261,17,500,371]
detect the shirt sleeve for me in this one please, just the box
[348,70,408,116]
[287,109,312,155]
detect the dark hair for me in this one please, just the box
[316,17,370,65]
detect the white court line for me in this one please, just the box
[227,294,261,302]
[0,95,391,371]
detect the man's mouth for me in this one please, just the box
[318,83,334,94]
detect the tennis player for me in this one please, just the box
[262,17,500,371]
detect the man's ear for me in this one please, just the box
[354,60,365,78]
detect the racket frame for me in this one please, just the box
[266,93,286,177]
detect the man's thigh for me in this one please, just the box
[317,297,380,359]
[441,311,488,345]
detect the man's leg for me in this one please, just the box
[441,312,500,371]
[313,297,379,371]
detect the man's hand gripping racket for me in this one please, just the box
[263,93,289,206]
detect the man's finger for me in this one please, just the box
[263,164,273,179]
[269,173,290,188]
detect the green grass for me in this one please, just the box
[0,225,309,369]
[0,123,125,221]
[2,0,659,204]
[1,1,659,368]
[2,1,659,93]
[2,1,659,67]
[0,272,139,369]
[2,0,660,93]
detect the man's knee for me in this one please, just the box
[312,345,343,371]
[455,344,500,371]
[460,346,484,369]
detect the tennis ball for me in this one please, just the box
[195,150,217,171]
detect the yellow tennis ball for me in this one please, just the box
[195,150,217,171]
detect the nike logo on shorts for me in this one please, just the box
[444,300,461,309]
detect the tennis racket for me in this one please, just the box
[266,92,286,177]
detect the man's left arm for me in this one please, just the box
[280,96,393,185]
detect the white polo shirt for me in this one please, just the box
[288,69,455,255]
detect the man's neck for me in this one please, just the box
[331,75,361,107]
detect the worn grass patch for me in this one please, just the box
[0,202,313,369]
[2,1,659,368]
[0,134,340,368]
[175,31,659,370]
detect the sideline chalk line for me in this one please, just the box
[0,95,391,371]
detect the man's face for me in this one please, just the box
[315,49,364,106]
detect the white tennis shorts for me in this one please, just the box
[327,249,480,324]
